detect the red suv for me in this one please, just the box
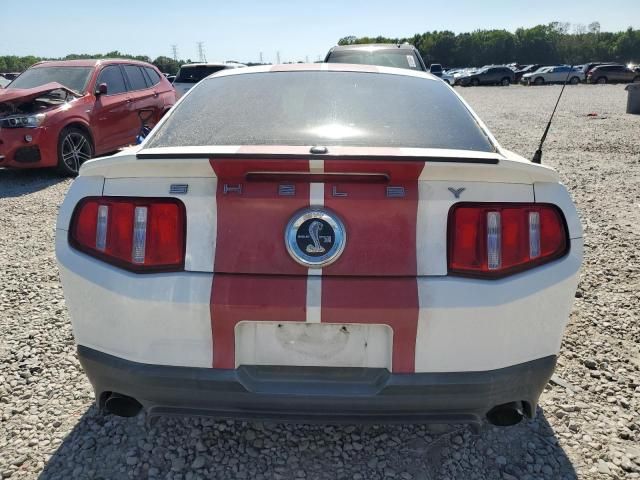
[0,59,176,175]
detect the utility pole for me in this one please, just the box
[171,45,178,62]
[305,55,309,63]
[197,42,206,63]
[259,52,264,64]
[276,51,281,64]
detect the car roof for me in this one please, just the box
[31,59,155,68]
[206,62,439,81]
[329,43,419,53]
[179,62,245,68]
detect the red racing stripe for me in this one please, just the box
[322,160,424,372]
[209,158,310,368]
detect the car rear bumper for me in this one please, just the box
[78,345,556,425]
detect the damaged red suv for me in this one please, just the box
[0,59,175,175]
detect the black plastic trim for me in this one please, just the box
[78,345,556,425]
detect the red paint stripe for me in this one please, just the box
[210,158,311,368]
[321,277,419,373]
[211,275,307,368]
[322,160,423,372]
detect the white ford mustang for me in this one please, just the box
[56,64,582,427]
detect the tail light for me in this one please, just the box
[69,197,186,272]
[448,203,569,278]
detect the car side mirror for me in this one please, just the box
[95,83,108,96]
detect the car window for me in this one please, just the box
[175,65,228,83]
[123,65,148,91]
[326,49,423,71]
[146,71,494,152]
[96,65,127,95]
[8,66,93,93]
[144,67,161,86]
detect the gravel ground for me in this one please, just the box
[1,84,639,479]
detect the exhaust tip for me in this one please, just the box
[104,393,143,418]
[486,402,524,427]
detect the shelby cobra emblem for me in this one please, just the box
[285,209,346,267]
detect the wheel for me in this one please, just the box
[470,78,479,87]
[501,77,510,86]
[569,76,580,85]
[534,77,544,86]
[596,77,607,84]
[57,127,93,176]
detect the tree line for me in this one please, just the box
[339,23,640,67]
[2,23,639,74]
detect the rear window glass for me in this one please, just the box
[175,65,227,83]
[327,49,423,71]
[144,67,161,86]
[146,71,493,152]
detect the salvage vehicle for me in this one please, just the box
[325,43,427,72]
[455,65,515,86]
[0,59,175,175]
[56,64,582,427]
[172,62,245,98]
[586,64,640,84]
[522,66,583,85]
[514,64,548,83]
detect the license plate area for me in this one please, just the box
[235,322,393,369]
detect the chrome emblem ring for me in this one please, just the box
[285,209,346,267]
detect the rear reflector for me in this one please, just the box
[69,197,186,272]
[448,203,569,278]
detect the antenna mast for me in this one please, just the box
[532,66,574,164]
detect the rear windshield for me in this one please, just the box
[327,49,424,71]
[146,71,494,152]
[8,66,93,93]
[175,65,228,83]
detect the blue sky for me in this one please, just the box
[1,0,638,63]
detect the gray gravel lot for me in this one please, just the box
[1,84,639,479]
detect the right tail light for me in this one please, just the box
[448,203,569,278]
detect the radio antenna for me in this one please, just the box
[532,65,574,164]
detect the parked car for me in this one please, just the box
[522,66,583,85]
[514,64,548,83]
[441,70,454,85]
[586,64,640,84]
[580,62,615,78]
[56,63,581,428]
[455,66,515,86]
[0,75,11,88]
[429,63,443,77]
[0,59,175,175]
[172,62,245,98]
[325,43,427,71]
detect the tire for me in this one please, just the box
[534,77,544,86]
[596,77,607,84]
[569,76,580,85]
[501,77,510,86]
[470,78,479,87]
[57,127,93,176]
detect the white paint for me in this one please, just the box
[309,159,324,173]
[414,240,582,372]
[56,235,213,368]
[310,183,324,207]
[234,322,392,369]
[306,274,322,323]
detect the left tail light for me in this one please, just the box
[69,197,186,272]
